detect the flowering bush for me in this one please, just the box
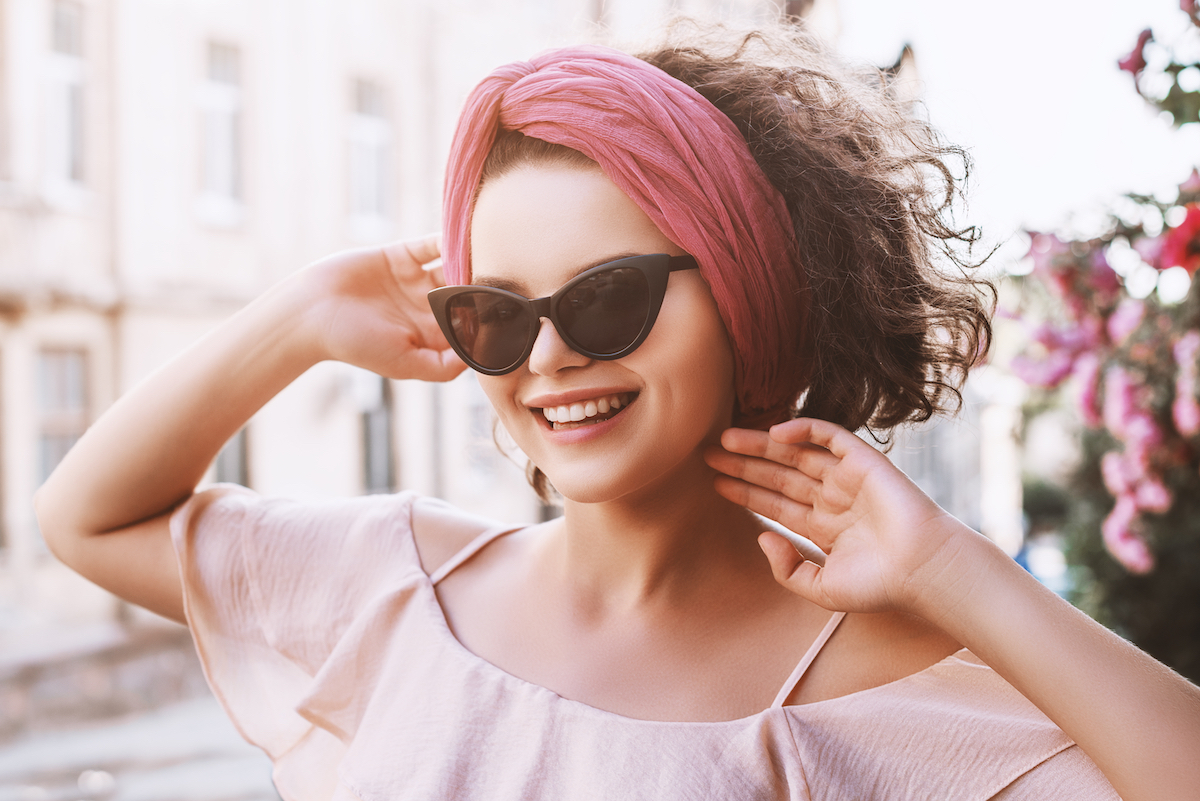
[1015,189,1200,568]
[1119,0,1200,126]
[1009,3,1200,680]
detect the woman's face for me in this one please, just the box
[469,163,736,504]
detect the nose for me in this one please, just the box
[527,317,590,376]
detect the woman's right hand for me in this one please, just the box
[34,233,465,623]
[295,234,466,382]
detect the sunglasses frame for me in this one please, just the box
[428,253,699,376]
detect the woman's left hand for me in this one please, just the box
[704,417,975,617]
[708,418,1200,801]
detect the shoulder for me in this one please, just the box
[796,609,962,704]
[409,495,505,577]
[176,486,499,579]
[792,645,1116,800]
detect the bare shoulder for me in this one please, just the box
[795,608,962,704]
[409,495,504,576]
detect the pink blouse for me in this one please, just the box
[170,486,1118,801]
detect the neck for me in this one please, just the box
[547,454,770,619]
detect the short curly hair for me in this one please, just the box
[634,21,993,436]
[474,21,995,500]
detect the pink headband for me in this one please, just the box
[442,45,806,420]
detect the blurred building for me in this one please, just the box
[0,0,852,747]
[0,1,1032,789]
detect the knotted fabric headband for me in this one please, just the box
[442,45,807,421]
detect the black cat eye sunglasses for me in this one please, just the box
[428,253,699,376]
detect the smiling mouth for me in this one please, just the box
[537,393,637,431]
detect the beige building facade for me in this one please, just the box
[0,0,838,640]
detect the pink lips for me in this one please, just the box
[524,386,637,410]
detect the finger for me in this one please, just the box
[758,531,831,608]
[428,264,447,288]
[769,418,865,459]
[712,474,813,532]
[394,346,467,383]
[704,446,821,505]
[404,232,441,264]
[384,234,441,278]
[720,427,839,478]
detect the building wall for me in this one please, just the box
[1,0,822,638]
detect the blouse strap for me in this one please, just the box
[428,524,520,586]
[770,611,847,708]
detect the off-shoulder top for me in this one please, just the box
[169,486,1119,800]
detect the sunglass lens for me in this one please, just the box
[445,292,533,371]
[557,267,650,355]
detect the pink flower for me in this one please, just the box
[1074,353,1104,428]
[1134,477,1173,514]
[1174,393,1200,437]
[1032,319,1103,354]
[1124,412,1164,472]
[1134,235,1164,266]
[1181,168,1200,195]
[1101,451,1138,496]
[1118,29,1153,77]
[1161,204,1200,274]
[1103,366,1137,439]
[1027,233,1074,294]
[1107,298,1145,344]
[1012,352,1075,389]
[1012,320,1105,391]
[1088,250,1122,295]
[1101,495,1156,574]
[1174,330,1200,436]
[1174,329,1200,366]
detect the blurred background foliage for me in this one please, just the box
[1011,1,1200,682]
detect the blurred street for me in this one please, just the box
[0,696,278,801]
[0,618,277,801]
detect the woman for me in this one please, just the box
[35,23,1200,800]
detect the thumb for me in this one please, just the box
[758,531,827,607]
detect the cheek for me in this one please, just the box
[477,375,519,424]
[651,284,738,424]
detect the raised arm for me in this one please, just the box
[34,236,463,623]
[705,418,1200,801]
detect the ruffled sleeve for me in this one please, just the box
[786,650,1120,800]
[169,485,425,798]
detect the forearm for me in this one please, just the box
[35,276,319,539]
[918,526,1200,801]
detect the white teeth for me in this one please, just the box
[540,394,630,425]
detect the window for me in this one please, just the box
[360,375,395,494]
[37,348,88,485]
[348,78,391,223]
[47,0,85,185]
[197,41,243,221]
[215,427,250,487]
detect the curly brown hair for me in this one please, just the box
[477,21,995,501]
[634,20,994,437]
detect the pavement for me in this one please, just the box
[0,695,279,801]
